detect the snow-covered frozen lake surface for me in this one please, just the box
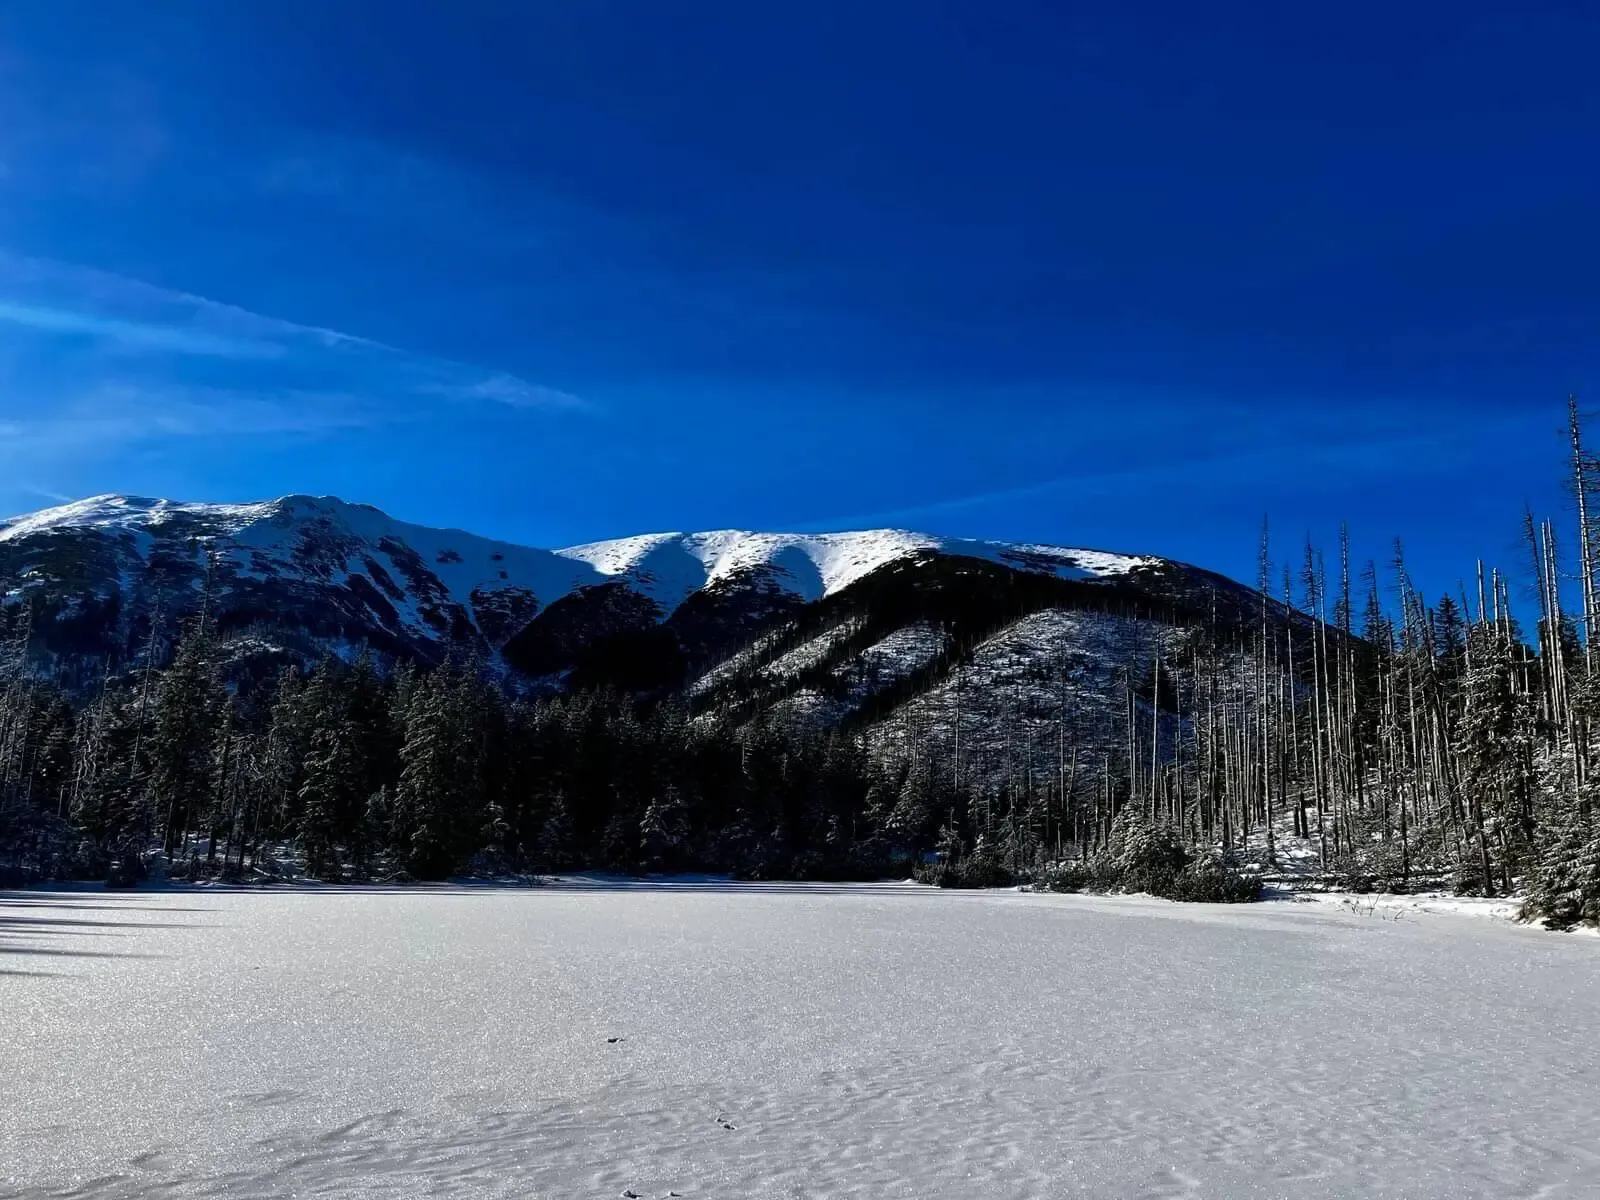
[4,882,1598,1199]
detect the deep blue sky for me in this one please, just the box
[1,1,1596,600]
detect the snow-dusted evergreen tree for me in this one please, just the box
[537,794,574,870]
[640,785,689,872]
[262,666,310,838]
[1524,809,1600,929]
[393,669,460,879]
[1454,623,1538,894]
[298,716,363,880]
[886,752,936,850]
[147,618,224,856]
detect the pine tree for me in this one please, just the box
[886,753,936,851]
[147,621,224,858]
[1525,808,1600,929]
[298,717,364,879]
[1456,627,1522,893]
[537,794,574,870]
[394,671,456,879]
[263,667,311,839]
[640,785,689,872]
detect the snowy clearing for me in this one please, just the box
[3,883,1598,1199]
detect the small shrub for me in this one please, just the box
[1327,836,1416,894]
[1450,858,1489,897]
[1167,852,1261,903]
[105,850,148,890]
[921,816,1263,903]
[1032,846,1260,904]
[914,856,1016,889]
[1034,861,1094,893]
[61,839,109,881]
[1522,817,1600,931]
[1107,809,1189,877]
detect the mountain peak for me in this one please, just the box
[0,491,1252,783]
[556,527,1154,609]
[0,492,1191,682]
[2,494,1159,598]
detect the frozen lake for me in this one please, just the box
[3,881,1598,1199]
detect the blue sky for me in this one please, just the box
[0,1,1595,601]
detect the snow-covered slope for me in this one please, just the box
[4,498,1152,606]
[0,494,283,541]
[0,494,605,660]
[0,492,599,601]
[559,528,1152,611]
[0,494,1165,645]
[0,492,1259,777]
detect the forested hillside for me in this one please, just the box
[0,403,1597,928]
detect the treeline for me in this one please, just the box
[0,632,919,884]
[0,604,1249,894]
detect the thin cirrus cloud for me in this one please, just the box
[794,403,1553,535]
[0,386,381,469]
[0,299,287,359]
[0,252,591,412]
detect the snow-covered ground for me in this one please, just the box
[3,884,1598,1199]
[1278,887,1548,924]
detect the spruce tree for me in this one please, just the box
[298,716,364,880]
[147,621,224,858]
[1525,812,1600,929]
[394,671,455,878]
[640,785,689,872]
[537,794,574,870]
[1457,625,1537,893]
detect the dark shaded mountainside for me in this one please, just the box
[0,494,1290,782]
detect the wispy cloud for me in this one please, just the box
[13,484,75,505]
[799,476,1084,531]
[0,252,592,411]
[0,251,595,504]
[0,300,285,358]
[0,385,380,461]
[417,372,590,411]
[797,401,1554,533]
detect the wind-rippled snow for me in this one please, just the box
[3,883,1597,1199]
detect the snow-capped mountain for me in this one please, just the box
[0,493,1267,780]
[559,527,1154,609]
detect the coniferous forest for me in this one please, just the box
[0,401,1597,930]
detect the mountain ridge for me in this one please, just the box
[0,491,1270,785]
[0,490,1263,652]
[0,491,1163,598]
